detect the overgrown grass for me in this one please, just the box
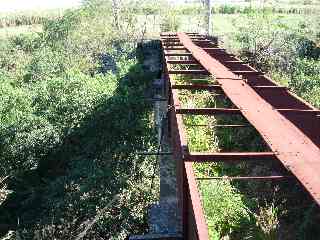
[215,13,320,108]
[0,9,64,29]
[0,25,42,39]
[167,0,320,16]
[175,67,319,239]
[0,1,162,239]
[0,0,319,239]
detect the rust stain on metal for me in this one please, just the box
[185,162,210,239]
[161,32,320,239]
[176,32,320,203]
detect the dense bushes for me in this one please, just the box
[0,10,62,29]
[232,13,320,108]
[208,12,320,238]
[177,83,279,239]
[1,1,319,239]
[289,59,320,106]
[0,0,163,179]
[170,10,320,239]
[0,16,118,176]
[0,1,160,239]
[170,3,320,16]
[200,181,252,239]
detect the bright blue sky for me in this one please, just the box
[0,0,82,12]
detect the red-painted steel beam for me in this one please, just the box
[185,152,277,162]
[162,38,181,42]
[163,47,187,50]
[172,84,222,90]
[232,70,264,75]
[176,108,240,115]
[166,60,198,64]
[162,32,320,240]
[163,44,184,47]
[184,162,210,239]
[202,48,226,53]
[197,176,292,181]
[168,70,209,75]
[193,40,212,43]
[177,32,320,205]
[176,107,318,115]
[224,60,248,64]
[253,86,287,90]
[165,52,193,56]
[277,109,320,114]
[203,47,226,50]
[172,84,288,91]
[162,36,205,40]
[185,124,250,128]
[164,49,210,239]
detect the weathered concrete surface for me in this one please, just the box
[130,41,182,239]
[147,77,182,237]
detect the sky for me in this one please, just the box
[0,0,82,12]
[0,0,245,13]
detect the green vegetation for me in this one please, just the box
[0,9,63,28]
[171,3,320,239]
[0,0,320,239]
[200,180,251,239]
[176,87,273,239]
[162,0,320,18]
[0,25,42,39]
[0,1,164,239]
[175,2,320,15]
[228,13,320,107]
[176,81,319,239]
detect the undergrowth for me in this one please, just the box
[0,1,162,239]
[173,68,320,239]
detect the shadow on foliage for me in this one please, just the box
[0,41,161,238]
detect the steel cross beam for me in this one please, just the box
[196,176,292,181]
[162,38,210,239]
[161,32,320,240]
[177,32,320,205]
[186,152,277,162]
